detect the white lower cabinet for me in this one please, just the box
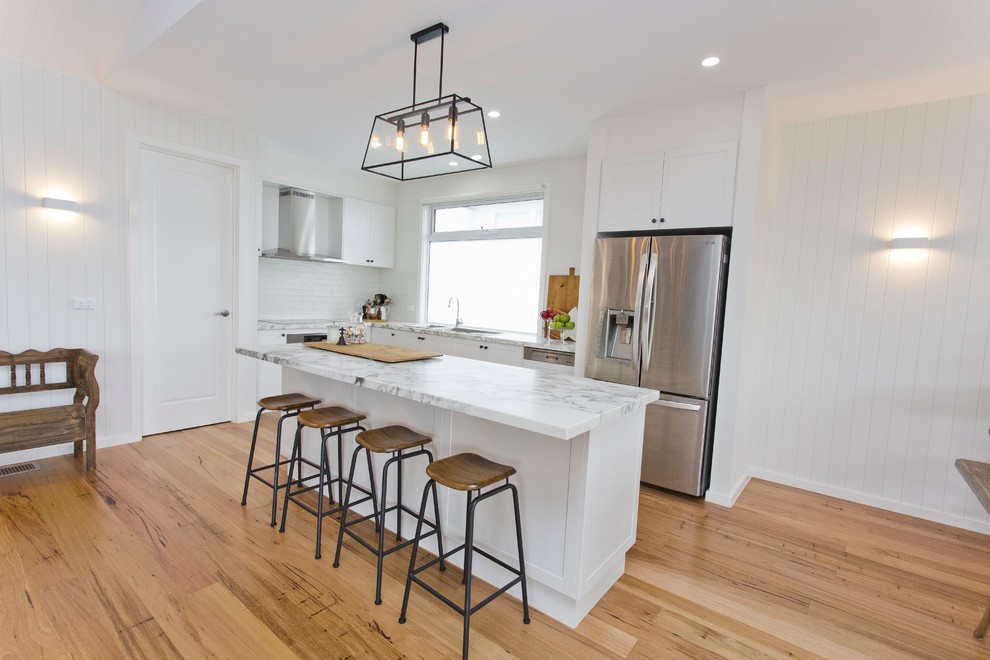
[372,328,523,367]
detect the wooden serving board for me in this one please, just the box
[547,266,580,315]
[304,341,441,363]
[547,266,580,340]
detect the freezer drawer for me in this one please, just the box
[641,395,710,496]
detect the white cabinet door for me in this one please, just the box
[597,142,737,232]
[464,341,523,366]
[598,153,664,232]
[376,328,421,349]
[341,198,395,268]
[660,141,737,229]
[442,336,523,366]
[368,203,395,268]
[341,198,372,264]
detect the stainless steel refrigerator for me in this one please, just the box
[585,233,729,496]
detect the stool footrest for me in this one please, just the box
[286,483,374,519]
[341,510,439,558]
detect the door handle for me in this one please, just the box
[655,399,702,411]
[216,310,230,317]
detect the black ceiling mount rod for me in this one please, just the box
[410,23,449,109]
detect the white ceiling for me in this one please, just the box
[2,0,990,171]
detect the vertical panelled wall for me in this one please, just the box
[754,93,990,529]
[0,55,257,451]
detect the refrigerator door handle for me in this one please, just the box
[656,399,703,412]
[631,258,648,365]
[640,257,658,371]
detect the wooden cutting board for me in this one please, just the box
[304,341,441,363]
[547,266,580,314]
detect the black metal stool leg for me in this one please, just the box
[462,491,473,584]
[314,429,330,559]
[396,452,404,541]
[509,483,531,624]
[430,479,446,572]
[269,411,291,526]
[374,454,396,605]
[278,425,302,533]
[462,493,479,660]
[333,445,364,568]
[399,479,435,624]
[366,445,381,532]
[240,407,265,505]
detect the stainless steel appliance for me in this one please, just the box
[585,233,729,496]
[285,332,328,344]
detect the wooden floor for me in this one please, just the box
[2,420,990,659]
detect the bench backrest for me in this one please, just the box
[0,348,100,407]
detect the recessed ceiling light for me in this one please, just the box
[701,56,720,67]
[487,110,501,118]
[449,161,459,167]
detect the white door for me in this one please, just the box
[139,148,235,435]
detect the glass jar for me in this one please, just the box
[343,321,367,344]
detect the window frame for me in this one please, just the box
[423,192,547,333]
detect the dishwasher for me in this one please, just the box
[285,332,328,344]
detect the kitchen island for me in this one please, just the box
[237,343,657,627]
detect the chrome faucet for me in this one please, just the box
[448,296,463,328]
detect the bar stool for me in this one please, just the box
[278,406,375,559]
[399,452,530,659]
[240,392,321,526]
[332,425,445,605]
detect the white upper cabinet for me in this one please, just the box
[341,198,395,268]
[598,141,737,232]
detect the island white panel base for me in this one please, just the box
[283,367,646,628]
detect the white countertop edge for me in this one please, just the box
[238,345,656,439]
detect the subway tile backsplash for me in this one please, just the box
[257,258,383,320]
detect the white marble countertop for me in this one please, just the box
[257,319,577,354]
[238,344,655,439]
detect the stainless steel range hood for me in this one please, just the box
[261,187,348,263]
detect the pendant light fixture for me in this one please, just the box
[361,23,492,181]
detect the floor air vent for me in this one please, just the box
[0,462,40,478]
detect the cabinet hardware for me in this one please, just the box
[651,218,657,224]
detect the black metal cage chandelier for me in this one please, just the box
[361,23,492,181]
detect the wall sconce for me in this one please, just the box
[42,197,80,212]
[890,237,930,250]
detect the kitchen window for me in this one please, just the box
[426,195,544,334]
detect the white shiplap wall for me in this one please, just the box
[0,55,258,459]
[754,93,990,529]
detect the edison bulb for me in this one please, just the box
[395,119,406,153]
[419,112,430,147]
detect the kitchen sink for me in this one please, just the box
[421,324,498,335]
[450,327,498,334]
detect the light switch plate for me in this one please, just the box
[72,298,96,310]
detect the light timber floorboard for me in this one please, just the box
[1,419,988,658]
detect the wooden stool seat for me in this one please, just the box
[258,392,321,412]
[426,452,516,491]
[357,425,432,453]
[298,406,366,429]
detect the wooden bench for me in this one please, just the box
[0,348,100,470]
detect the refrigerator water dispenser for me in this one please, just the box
[604,309,635,360]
